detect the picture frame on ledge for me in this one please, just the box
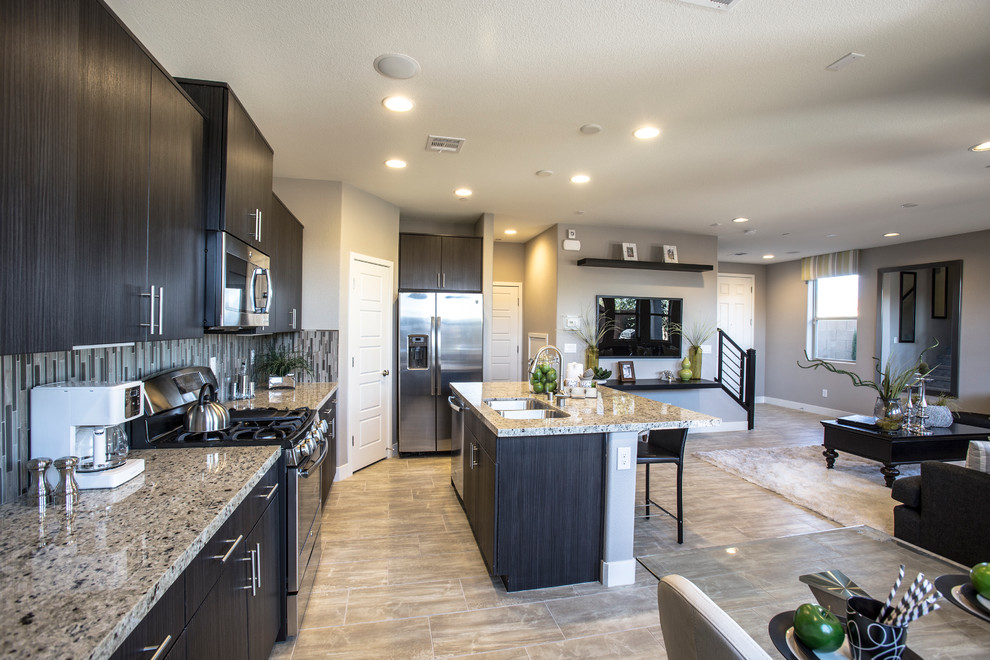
[622,243,638,261]
[663,245,678,263]
[617,360,636,383]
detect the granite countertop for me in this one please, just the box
[0,446,280,660]
[225,381,337,412]
[451,382,720,437]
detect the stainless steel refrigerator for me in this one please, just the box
[398,292,483,453]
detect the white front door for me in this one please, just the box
[717,273,754,349]
[348,254,393,472]
[488,282,522,381]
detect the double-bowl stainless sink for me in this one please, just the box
[482,397,570,420]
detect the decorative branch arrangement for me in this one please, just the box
[669,319,716,349]
[796,339,938,402]
[567,306,616,348]
[879,565,940,626]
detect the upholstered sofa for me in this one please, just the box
[892,457,990,568]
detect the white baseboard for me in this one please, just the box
[762,397,853,418]
[601,558,637,587]
[755,395,767,404]
[334,463,353,481]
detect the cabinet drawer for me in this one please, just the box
[465,409,497,461]
[184,508,243,621]
[110,577,184,660]
[241,459,282,534]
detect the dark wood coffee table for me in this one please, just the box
[820,420,988,487]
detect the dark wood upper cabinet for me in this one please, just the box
[73,0,151,346]
[398,233,482,292]
[0,0,79,355]
[270,194,304,333]
[178,80,274,252]
[148,66,206,341]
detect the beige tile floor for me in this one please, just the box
[270,404,846,659]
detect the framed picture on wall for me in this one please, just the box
[617,360,636,383]
[663,245,679,263]
[622,243,638,261]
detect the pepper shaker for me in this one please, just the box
[26,457,54,509]
[53,456,80,509]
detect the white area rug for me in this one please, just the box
[694,445,920,534]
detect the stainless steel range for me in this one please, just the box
[132,366,326,638]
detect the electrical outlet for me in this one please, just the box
[617,446,631,470]
[822,389,828,398]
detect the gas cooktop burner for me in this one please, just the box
[176,430,227,443]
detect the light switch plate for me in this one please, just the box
[567,228,577,239]
[563,343,577,353]
[563,315,580,329]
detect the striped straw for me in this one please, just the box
[881,564,905,620]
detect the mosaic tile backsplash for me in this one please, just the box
[0,330,337,504]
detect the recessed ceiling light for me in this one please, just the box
[384,159,406,168]
[382,96,413,112]
[762,254,775,260]
[743,229,757,236]
[786,251,799,254]
[454,188,473,197]
[504,229,517,235]
[969,141,990,152]
[535,170,554,177]
[826,233,837,238]
[732,217,749,223]
[884,232,900,238]
[901,203,919,208]
[373,53,421,79]
[633,126,660,139]
[709,222,722,227]
[579,124,602,135]
[732,252,747,256]
[570,174,590,184]
[574,210,585,215]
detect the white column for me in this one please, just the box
[601,430,638,587]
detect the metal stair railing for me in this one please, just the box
[716,328,756,430]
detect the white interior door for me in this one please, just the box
[348,254,393,472]
[717,273,754,349]
[488,282,522,381]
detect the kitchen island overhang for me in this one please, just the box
[450,382,720,590]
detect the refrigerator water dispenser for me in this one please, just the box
[407,335,429,369]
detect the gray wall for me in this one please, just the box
[717,262,767,397]
[494,242,526,283]
[554,225,719,380]
[765,229,990,413]
[523,227,559,364]
[0,331,337,504]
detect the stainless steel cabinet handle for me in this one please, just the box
[215,534,243,563]
[257,210,262,242]
[248,548,257,595]
[140,285,156,334]
[262,483,279,501]
[255,542,262,589]
[442,272,446,288]
[139,634,172,660]
[436,272,441,288]
[290,308,297,329]
[157,286,164,336]
[470,443,478,468]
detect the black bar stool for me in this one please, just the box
[637,428,688,544]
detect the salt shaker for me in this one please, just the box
[26,457,54,509]
[53,456,80,509]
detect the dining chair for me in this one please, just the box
[637,427,687,543]
[657,574,773,660]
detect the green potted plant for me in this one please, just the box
[797,340,937,431]
[567,307,615,371]
[255,343,313,389]
[670,319,717,381]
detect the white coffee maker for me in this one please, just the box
[31,381,146,489]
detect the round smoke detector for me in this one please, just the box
[374,53,421,79]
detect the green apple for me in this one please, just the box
[793,603,845,652]
[971,562,990,598]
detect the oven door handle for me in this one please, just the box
[298,440,329,479]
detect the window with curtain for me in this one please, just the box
[803,251,859,362]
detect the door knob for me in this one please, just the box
[382,369,390,376]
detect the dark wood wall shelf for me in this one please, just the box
[576,258,713,273]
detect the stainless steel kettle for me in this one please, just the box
[184,383,230,433]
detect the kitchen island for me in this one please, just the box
[450,382,719,590]
[0,445,280,659]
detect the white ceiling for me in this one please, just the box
[107,0,990,263]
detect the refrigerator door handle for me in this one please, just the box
[430,316,437,396]
[435,316,442,396]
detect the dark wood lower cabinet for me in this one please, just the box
[114,460,284,659]
[462,411,605,591]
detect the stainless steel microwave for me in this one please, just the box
[205,231,272,329]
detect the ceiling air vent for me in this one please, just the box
[426,135,465,153]
[677,0,744,10]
